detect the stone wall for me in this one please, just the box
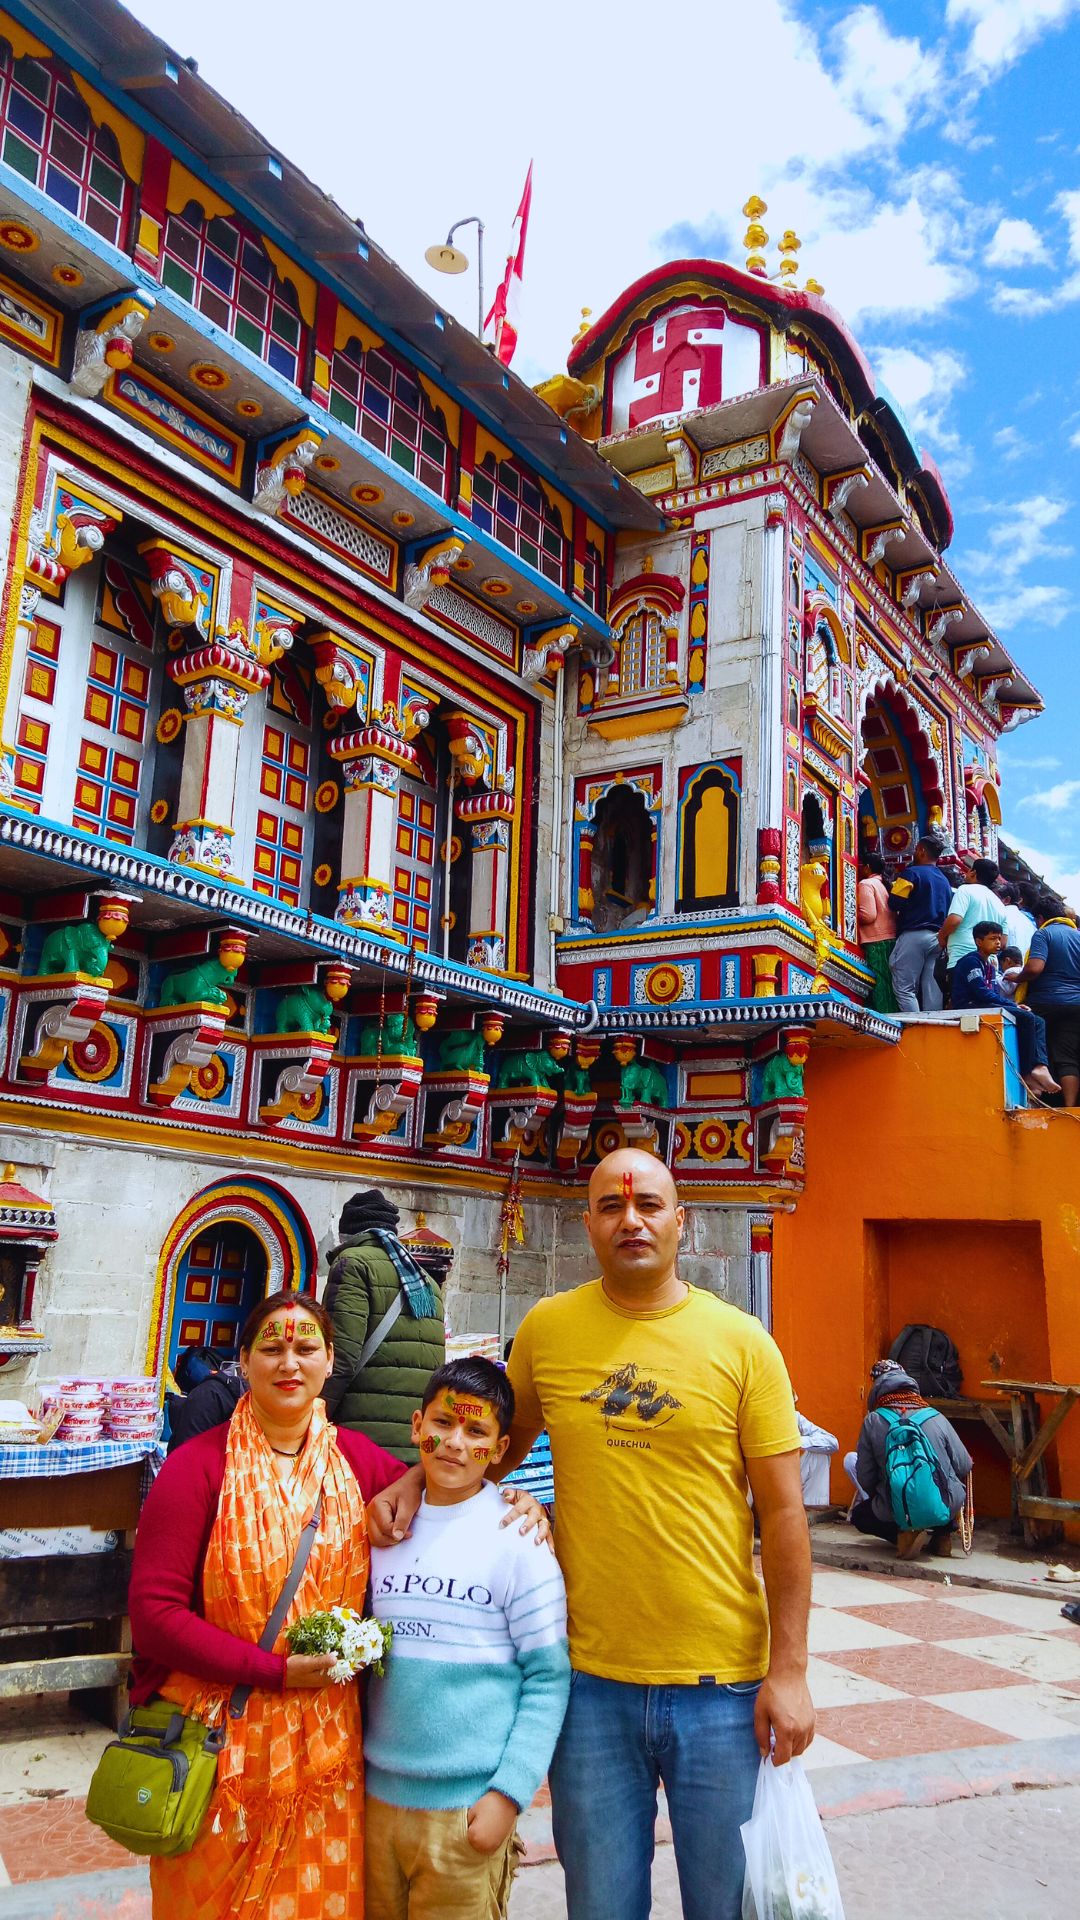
[0,1122,757,1391]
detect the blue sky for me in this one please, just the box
[124,0,1080,889]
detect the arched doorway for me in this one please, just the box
[149,1176,317,1382]
[859,684,942,865]
[168,1221,268,1377]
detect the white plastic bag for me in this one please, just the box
[740,1756,845,1920]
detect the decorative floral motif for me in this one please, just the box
[155,709,183,745]
[314,780,340,814]
[69,1022,121,1083]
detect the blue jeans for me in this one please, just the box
[549,1670,761,1920]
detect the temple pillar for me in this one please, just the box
[328,724,421,936]
[456,790,515,972]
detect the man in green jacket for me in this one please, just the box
[322,1188,446,1461]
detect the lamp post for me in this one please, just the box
[425,217,485,340]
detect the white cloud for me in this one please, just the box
[1017,779,1080,812]
[993,425,1027,461]
[990,286,1057,316]
[998,753,1062,770]
[1070,428,1080,450]
[986,217,1049,267]
[947,0,1080,75]
[958,496,1073,628]
[120,0,978,379]
[868,344,970,467]
[979,582,1071,627]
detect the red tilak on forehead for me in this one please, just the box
[622,1170,634,1199]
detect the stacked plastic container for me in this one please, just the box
[37,1376,161,1444]
[104,1377,160,1442]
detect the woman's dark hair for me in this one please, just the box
[997,882,1018,906]
[421,1357,515,1434]
[861,852,886,875]
[238,1289,333,1353]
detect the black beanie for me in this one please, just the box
[338,1189,400,1237]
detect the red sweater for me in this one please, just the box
[127,1421,402,1705]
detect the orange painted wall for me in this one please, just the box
[773,1017,1080,1522]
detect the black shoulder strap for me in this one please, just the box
[228,1492,322,1719]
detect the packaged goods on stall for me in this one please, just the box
[33,1376,162,1444]
[0,1525,120,1558]
[0,1398,64,1444]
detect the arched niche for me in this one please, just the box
[590,783,655,932]
[677,764,739,910]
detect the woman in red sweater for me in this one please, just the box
[127,1289,414,1920]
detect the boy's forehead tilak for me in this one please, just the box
[437,1387,496,1422]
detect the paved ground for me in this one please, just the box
[4,1561,1080,1914]
[509,1786,1080,1919]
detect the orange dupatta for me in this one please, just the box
[150,1394,369,1919]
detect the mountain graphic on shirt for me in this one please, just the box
[580,1363,683,1431]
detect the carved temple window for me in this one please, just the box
[590,784,655,932]
[328,338,450,502]
[161,205,306,386]
[0,45,132,248]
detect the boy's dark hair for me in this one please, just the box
[972,920,1004,941]
[917,836,943,860]
[1000,946,1023,965]
[972,858,999,888]
[998,882,1018,906]
[862,852,886,875]
[422,1357,515,1434]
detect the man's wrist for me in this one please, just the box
[766,1654,807,1680]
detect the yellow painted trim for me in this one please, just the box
[805,527,838,570]
[0,9,51,63]
[588,702,688,739]
[0,426,41,727]
[70,74,144,185]
[538,478,572,539]
[166,157,234,225]
[105,363,244,484]
[585,517,606,556]
[417,375,461,450]
[0,269,60,366]
[137,212,161,259]
[474,423,512,473]
[334,306,383,355]
[262,237,317,328]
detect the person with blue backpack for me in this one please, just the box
[849,1360,973,1559]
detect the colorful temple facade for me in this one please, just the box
[0,0,1052,1413]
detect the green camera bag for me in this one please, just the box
[85,1699,225,1857]
[86,1490,323,1857]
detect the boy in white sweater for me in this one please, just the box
[364,1358,570,1920]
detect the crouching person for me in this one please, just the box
[364,1359,570,1919]
[851,1359,973,1560]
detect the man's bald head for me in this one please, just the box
[587,1148,679,1212]
[584,1148,684,1299]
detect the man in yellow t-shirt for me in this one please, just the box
[499,1146,812,1920]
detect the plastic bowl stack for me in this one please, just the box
[104,1377,161,1443]
[50,1379,108,1442]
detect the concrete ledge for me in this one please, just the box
[812,1733,1080,1823]
[0,1865,148,1918]
[812,1523,1080,1601]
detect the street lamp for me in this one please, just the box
[425,217,485,340]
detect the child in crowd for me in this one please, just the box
[951,921,1059,1099]
[364,1358,570,1920]
[997,945,1024,998]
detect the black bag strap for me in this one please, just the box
[228,1491,322,1719]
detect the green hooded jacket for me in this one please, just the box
[321,1232,445,1461]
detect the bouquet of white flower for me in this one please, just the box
[285,1606,393,1683]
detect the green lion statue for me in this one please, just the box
[438,1028,489,1073]
[358,1012,418,1057]
[618,1060,668,1108]
[495,1048,565,1092]
[274,984,334,1035]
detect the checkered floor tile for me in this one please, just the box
[803,1565,1080,1768]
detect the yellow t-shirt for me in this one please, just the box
[506,1281,800,1685]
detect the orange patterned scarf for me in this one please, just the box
[160,1393,369,1827]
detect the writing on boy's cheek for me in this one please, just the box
[472,1445,492,1462]
[419,1435,441,1454]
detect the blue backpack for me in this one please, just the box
[878,1406,952,1531]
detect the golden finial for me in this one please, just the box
[642,555,654,574]
[778,230,801,286]
[1,1164,13,1183]
[572,306,593,345]
[416,1211,427,1228]
[742,196,769,277]
[804,276,824,296]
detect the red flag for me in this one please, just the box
[485,162,533,367]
